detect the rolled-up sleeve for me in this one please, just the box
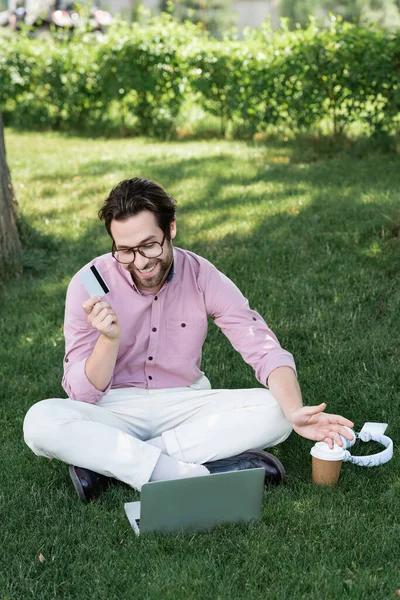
[199,260,296,387]
[62,276,113,404]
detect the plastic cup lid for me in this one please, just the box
[310,441,346,461]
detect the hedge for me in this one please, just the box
[1,15,399,138]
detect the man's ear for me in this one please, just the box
[170,220,177,241]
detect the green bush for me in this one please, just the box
[0,15,399,139]
[97,15,199,137]
[247,18,400,136]
[0,15,200,136]
[184,17,400,138]
[0,33,105,129]
[184,39,266,136]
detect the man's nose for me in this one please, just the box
[133,252,150,269]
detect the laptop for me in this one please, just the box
[124,468,265,536]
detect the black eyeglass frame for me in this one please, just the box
[112,230,168,264]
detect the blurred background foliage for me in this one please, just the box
[1,13,399,142]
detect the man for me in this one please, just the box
[23,177,354,502]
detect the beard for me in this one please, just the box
[128,241,174,291]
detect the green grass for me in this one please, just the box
[1,130,399,599]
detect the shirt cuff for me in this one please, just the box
[259,352,297,389]
[62,357,113,404]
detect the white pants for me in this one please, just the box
[23,376,292,491]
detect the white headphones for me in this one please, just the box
[339,422,393,467]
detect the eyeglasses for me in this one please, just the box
[112,231,167,264]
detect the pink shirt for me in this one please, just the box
[63,247,296,404]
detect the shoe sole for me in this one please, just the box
[68,465,88,502]
[244,450,286,485]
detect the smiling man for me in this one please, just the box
[23,177,354,502]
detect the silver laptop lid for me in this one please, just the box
[138,468,265,534]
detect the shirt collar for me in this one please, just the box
[166,261,175,283]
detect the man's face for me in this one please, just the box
[110,211,176,293]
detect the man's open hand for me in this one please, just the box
[82,296,121,341]
[290,403,354,449]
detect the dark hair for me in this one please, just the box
[98,177,177,239]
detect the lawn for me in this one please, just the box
[1,130,399,599]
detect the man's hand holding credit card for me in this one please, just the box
[79,266,121,341]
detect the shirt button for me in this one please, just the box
[181,323,186,327]
[65,358,69,362]
[152,327,157,332]
[252,317,257,321]
[148,376,153,380]
[148,356,153,361]
[154,296,158,301]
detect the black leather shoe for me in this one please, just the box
[203,450,285,486]
[69,465,114,502]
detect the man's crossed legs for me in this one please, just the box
[23,376,292,500]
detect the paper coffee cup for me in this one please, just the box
[310,442,346,486]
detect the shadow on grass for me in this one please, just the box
[16,214,59,275]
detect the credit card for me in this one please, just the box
[79,265,110,297]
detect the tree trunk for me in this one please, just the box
[0,112,21,278]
